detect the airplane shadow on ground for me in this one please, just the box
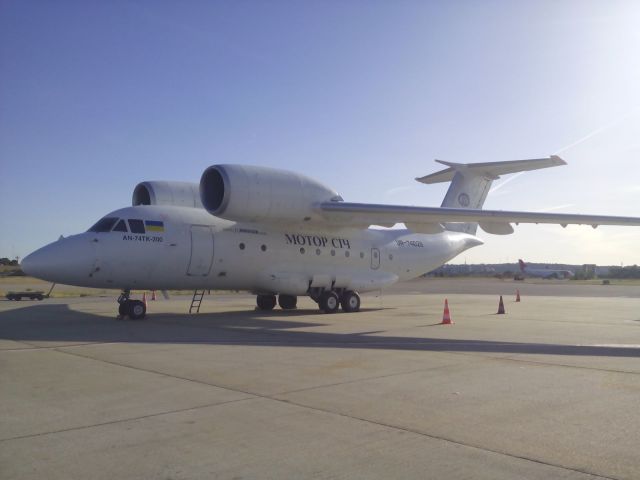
[1,303,639,358]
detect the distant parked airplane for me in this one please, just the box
[518,259,574,279]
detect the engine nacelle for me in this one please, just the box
[132,181,202,208]
[200,164,342,223]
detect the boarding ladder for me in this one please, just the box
[189,289,206,314]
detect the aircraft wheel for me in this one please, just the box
[256,294,277,311]
[341,291,361,313]
[319,291,340,314]
[278,294,297,310]
[127,300,146,320]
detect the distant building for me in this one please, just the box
[582,264,597,279]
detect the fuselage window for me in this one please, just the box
[261,244,267,252]
[330,250,336,256]
[316,249,321,255]
[87,217,118,232]
[345,251,350,258]
[300,247,305,254]
[128,219,146,234]
[239,243,245,250]
[112,219,128,232]
[389,254,393,260]
[360,252,365,259]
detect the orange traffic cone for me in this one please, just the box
[441,299,453,324]
[516,289,521,302]
[151,290,157,301]
[497,295,505,314]
[142,291,147,307]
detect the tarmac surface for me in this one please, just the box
[1,278,640,479]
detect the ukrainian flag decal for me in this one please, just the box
[145,220,165,233]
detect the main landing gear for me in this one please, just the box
[255,290,360,314]
[317,290,360,313]
[117,290,146,320]
[255,294,298,311]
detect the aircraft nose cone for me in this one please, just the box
[22,237,96,283]
[20,251,38,277]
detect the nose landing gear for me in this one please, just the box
[117,290,147,320]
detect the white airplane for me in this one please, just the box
[21,156,640,319]
[518,259,574,279]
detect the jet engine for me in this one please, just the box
[200,164,342,223]
[132,181,202,208]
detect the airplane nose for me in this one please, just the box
[20,251,37,277]
[22,236,96,283]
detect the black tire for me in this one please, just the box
[127,300,146,320]
[278,294,297,310]
[14,296,21,301]
[319,291,340,314]
[341,291,361,313]
[256,294,276,311]
[35,295,44,301]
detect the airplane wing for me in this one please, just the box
[318,202,640,235]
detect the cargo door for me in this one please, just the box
[187,225,214,276]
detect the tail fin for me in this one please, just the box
[518,259,527,272]
[415,156,566,234]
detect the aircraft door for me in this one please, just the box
[370,248,380,270]
[187,225,214,276]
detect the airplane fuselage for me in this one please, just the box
[24,205,483,294]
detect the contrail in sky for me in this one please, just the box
[538,203,576,212]
[385,185,413,196]
[553,123,614,154]
[554,109,639,154]
[492,110,638,193]
[489,171,525,193]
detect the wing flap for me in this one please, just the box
[479,222,515,235]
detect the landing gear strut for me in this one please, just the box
[117,290,146,320]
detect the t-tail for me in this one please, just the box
[415,156,566,234]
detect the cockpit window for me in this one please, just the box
[128,219,146,234]
[112,219,128,232]
[88,217,118,232]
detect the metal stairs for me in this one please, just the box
[189,289,206,314]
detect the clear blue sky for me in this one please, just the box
[2,1,639,265]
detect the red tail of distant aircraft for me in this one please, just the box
[518,259,574,279]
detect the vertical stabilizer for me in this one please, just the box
[519,259,527,272]
[415,156,566,234]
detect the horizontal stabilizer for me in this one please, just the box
[416,155,566,184]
